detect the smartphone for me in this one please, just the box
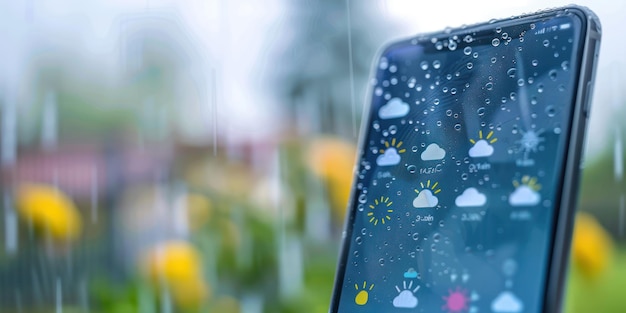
[330,6,601,313]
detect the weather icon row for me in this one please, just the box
[367,177,542,224]
[376,131,497,167]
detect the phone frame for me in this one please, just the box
[329,6,601,313]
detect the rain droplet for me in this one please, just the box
[412,233,420,240]
[545,105,556,117]
[435,41,443,50]
[501,32,509,39]
[507,68,516,78]
[361,228,367,235]
[389,125,397,134]
[467,62,473,69]
[436,120,442,127]
[491,57,497,63]
[450,88,457,95]
[448,40,457,51]
[433,60,441,69]
[379,258,385,266]
[446,110,453,116]
[495,27,502,33]
[477,107,486,116]
[408,77,417,88]
[561,61,570,70]
[432,233,441,242]
[510,92,517,100]
[485,82,494,90]
[543,39,550,47]
[538,84,544,93]
[532,59,538,66]
[461,173,468,180]
[517,79,525,86]
[416,85,423,92]
[374,87,383,96]
[358,194,367,203]
[454,123,462,131]
[464,46,472,55]
[420,61,429,70]
[434,99,440,105]
[407,165,417,173]
[389,65,397,73]
[485,98,491,104]
[356,236,362,244]
[492,38,500,46]
[549,69,558,81]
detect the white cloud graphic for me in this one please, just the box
[413,189,438,208]
[379,98,410,119]
[509,185,541,206]
[376,147,401,166]
[469,139,494,157]
[491,291,523,313]
[392,290,418,308]
[455,187,487,207]
[421,143,446,161]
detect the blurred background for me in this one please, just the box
[0,0,624,312]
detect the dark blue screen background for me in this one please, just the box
[336,13,583,313]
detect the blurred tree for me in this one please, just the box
[271,0,397,137]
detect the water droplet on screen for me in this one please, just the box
[517,79,525,86]
[389,65,397,73]
[561,61,570,70]
[355,236,362,244]
[543,39,550,47]
[485,98,491,104]
[361,228,367,235]
[491,57,497,63]
[467,62,473,69]
[501,32,508,39]
[448,40,457,51]
[446,109,453,116]
[379,58,389,69]
[558,84,565,91]
[510,92,517,100]
[461,173,468,180]
[549,69,558,81]
[390,77,398,85]
[433,60,441,69]
[464,46,472,55]
[420,61,429,70]
[528,77,534,84]
[432,233,441,242]
[435,41,443,50]
[450,88,457,95]
[408,77,417,88]
[358,194,367,203]
[416,84,423,92]
[545,105,556,117]
[379,258,385,266]
[354,251,359,257]
[473,52,479,58]
[436,120,442,127]
[412,233,420,240]
[495,27,502,33]
[477,107,486,116]
[538,84,544,93]
[454,123,462,131]
[532,59,538,66]
[507,68,516,77]
[492,38,500,46]
[407,165,417,173]
[434,99,440,105]
[485,82,494,90]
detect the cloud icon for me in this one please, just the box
[413,189,438,208]
[491,291,523,313]
[376,147,401,166]
[404,268,418,279]
[455,187,487,207]
[509,185,541,206]
[421,143,446,161]
[393,290,418,308]
[469,139,494,157]
[379,98,410,119]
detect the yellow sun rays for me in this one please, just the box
[367,196,393,226]
[513,175,542,190]
[469,130,498,144]
[414,180,442,195]
[379,138,407,154]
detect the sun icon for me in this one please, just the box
[469,130,497,157]
[517,129,545,157]
[367,196,393,226]
[376,138,406,166]
[354,281,374,306]
[442,287,470,313]
[413,180,441,208]
[513,175,541,190]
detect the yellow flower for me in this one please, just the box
[15,183,82,242]
[142,240,210,308]
[307,137,356,221]
[571,212,614,280]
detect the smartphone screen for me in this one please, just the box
[333,10,592,313]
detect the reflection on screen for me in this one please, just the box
[337,13,582,313]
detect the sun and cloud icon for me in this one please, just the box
[413,180,441,208]
[509,176,541,206]
[404,268,419,279]
[379,98,410,119]
[455,187,487,207]
[421,143,446,161]
[469,130,498,158]
[377,138,406,166]
[393,281,420,309]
